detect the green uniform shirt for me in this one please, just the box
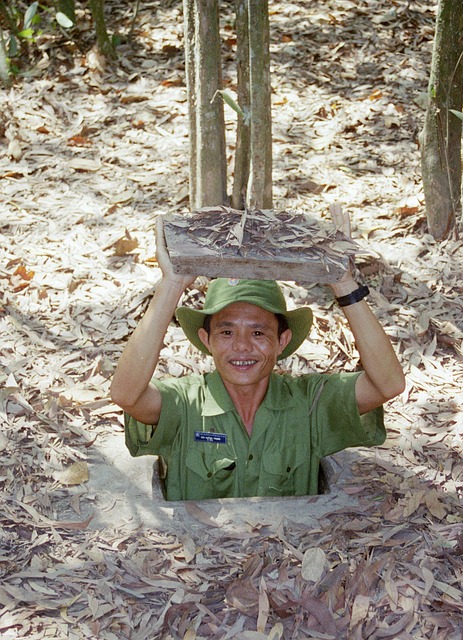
[124,370,385,501]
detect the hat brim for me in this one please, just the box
[176,305,313,360]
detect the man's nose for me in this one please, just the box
[233,332,252,351]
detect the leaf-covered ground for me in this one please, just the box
[1,1,463,638]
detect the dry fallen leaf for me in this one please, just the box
[68,158,101,171]
[184,502,221,528]
[301,547,327,582]
[0,432,9,451]
[425,491,447,520]
[114,236,139,256]
[225,578,260,617]
[350,594,371,629]
[67,135,93,147]
[56,462,89,486]
[7,138,23,161]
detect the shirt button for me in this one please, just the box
[248,454,254,461]
[286,466,291,472]
[207,472,212,478]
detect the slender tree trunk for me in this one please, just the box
[421,0,463,239]
[183,0,197,207]
[0,24,11,88]
[183,0,227,209]
[231,0,251,210]
[246,0,272,209]
[89,0,116,59]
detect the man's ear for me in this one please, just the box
[198,327,211,351]
[278,328,292,355]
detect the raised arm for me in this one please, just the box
[328,205,405,414]
[110,216,196,424]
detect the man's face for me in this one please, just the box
[198,302,292,392]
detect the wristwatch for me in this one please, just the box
[336,284,370,308]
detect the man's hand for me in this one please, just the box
[328,203,357,296]
[329,202,351,237]
[155,215,197,289]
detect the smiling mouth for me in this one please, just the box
[230,359,257,367]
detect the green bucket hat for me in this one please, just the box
[175,278,313,360]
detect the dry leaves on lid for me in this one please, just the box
[166,206,362,259]
[163,206,367,282]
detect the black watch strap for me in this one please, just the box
[336,284,370,308]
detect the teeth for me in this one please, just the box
[231,360,255,366]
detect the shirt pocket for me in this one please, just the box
[185,448,238,499]
[260,447,308,496]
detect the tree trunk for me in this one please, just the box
[231,0,251,210]
[89,0,116,59]
[183,0,227,209]
[421,0,463,239]
[246,0,272,209]
[0,25,11,88]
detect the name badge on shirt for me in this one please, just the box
[194,431,227,444]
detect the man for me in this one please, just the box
[111,213,405,501]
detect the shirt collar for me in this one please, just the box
[201,371,299,416]
[263,372,300,410]
[202,371,236,416]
